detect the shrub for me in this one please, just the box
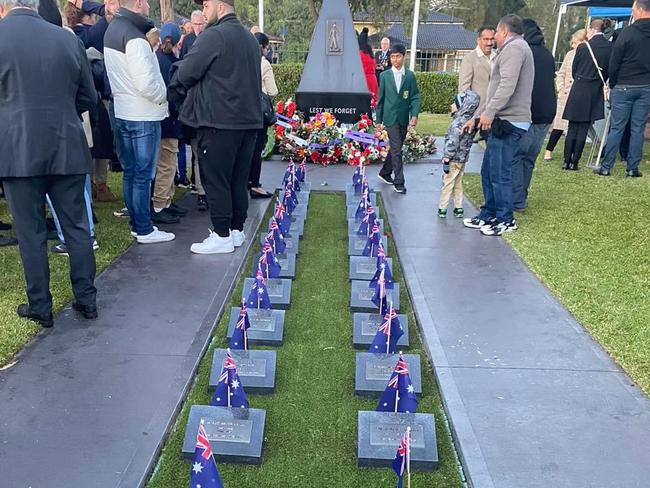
[272,63,459,114]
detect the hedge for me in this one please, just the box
[272,63,459,114]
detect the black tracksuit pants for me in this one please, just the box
[197,128,257,237]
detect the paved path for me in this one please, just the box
[263,158,650,488]
[0,195,270,488]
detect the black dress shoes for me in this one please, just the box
[249,188,273,199]
[72,301,98,320]
[17,304,53,328]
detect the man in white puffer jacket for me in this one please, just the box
[104,0,174,244]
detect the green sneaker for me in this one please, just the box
[437,209,447,218]
[453,208,464,218]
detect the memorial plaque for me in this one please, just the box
[357,411,438,470]
[347,203,381,220]
[227,307,285,346]
[291,204,308,221]
[370,422,425,448]
[242,277,292,309]
[349,256,393,281]
[259,233,300,255]
[345,190,377,207]
[352,312,409,349]
[268,217,304,239]
[350,280,400,312]
[348,235,388,256]
[348,218,384,237]
[355,352,421,396]
[210,349,277,394]
[345,183,375,195]
[253,252,297,279]
[182,405,266,464]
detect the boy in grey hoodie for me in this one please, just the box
[438,91,480,218]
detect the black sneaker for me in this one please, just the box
[594,168,611,176]
[480,220,518,237]
[190,184,198,195]
[393,184,407,194]
[197,195,208,211]
[377,174,394,185]
[167,203,188,217]
[17,304,53,328]
[113,207,129,218]
[438,209,447,218]
[453,208,464,218]
[626,169,643,178]
[0,221,12,231]
[0,235,18,247]
[151,210,180,225]
[463,216,495,229]
[72,301,98,320]
[52,241,100,255]
[177,178,191,188]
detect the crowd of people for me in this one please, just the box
[0,0,276,326]
[1,0,648,327]
[436,1,650,237]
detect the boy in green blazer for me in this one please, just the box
[376,44,421,194]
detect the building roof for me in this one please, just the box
[369,23,477,51]
[353,11,462,24]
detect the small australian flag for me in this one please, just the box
[274,200,291,234]
[369,307,403,354]
[189,422,224,488]
[266,219,287,255]
[246,268,272,309]
[357,203,377,237]
[376,353,418,414]
[229,301,250,350]
[355,187,370,220]
[352,165,363,193]
[362,221,382,257]
[297,160,306,182]
[254,240,281,279]
[211,349,249,409]
[392,427,411,488]
[370,255,394,289]
[283,185,297,216]
[376,242,387,269]
[371,267,393,315]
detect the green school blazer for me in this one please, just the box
[376,69,421,128]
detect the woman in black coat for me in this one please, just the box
[562,19,612,170]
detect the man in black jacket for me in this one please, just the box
[511,18,557,211]
[0,0,98,327]
[596,0,650,178]
[170,0,263,255]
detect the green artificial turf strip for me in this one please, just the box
[147,193,464,488]
[463,146,650,393]
[417,113,451,136]
[0,173,133,365]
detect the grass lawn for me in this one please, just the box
[418,113,450,136]
[147,193,464,488]
[0,173,132,365]
[464,147,650,393]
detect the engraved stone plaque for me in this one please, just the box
[350,280,400,312]
[182,406,266,464]
[210,349,277,394]
[354,352,421,396]
[348,235,388,257]
[242,278,292,310]
[326,19,344,55]
[357,411,438,470]
[226,307,285,346]
[352,312,409,349]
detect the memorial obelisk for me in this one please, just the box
[295,0,372,124]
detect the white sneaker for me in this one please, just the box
[132,226,158,238]
[231,230,246,247]
[190,230,234,254]
[136,228,175,244]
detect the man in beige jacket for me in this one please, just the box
[457,26,496,113]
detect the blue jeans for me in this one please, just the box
[114,119,161,236]
[601,85,650,172]
[512,123,549,210]
[478,127,525,224]
[48,174,95,242]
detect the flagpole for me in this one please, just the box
[386,300,392,357]
[227,382,231,408]
[394,388,400,413]
[407,426,411,488]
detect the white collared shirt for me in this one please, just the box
[475,46,496,62]
[392,65,406,92]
